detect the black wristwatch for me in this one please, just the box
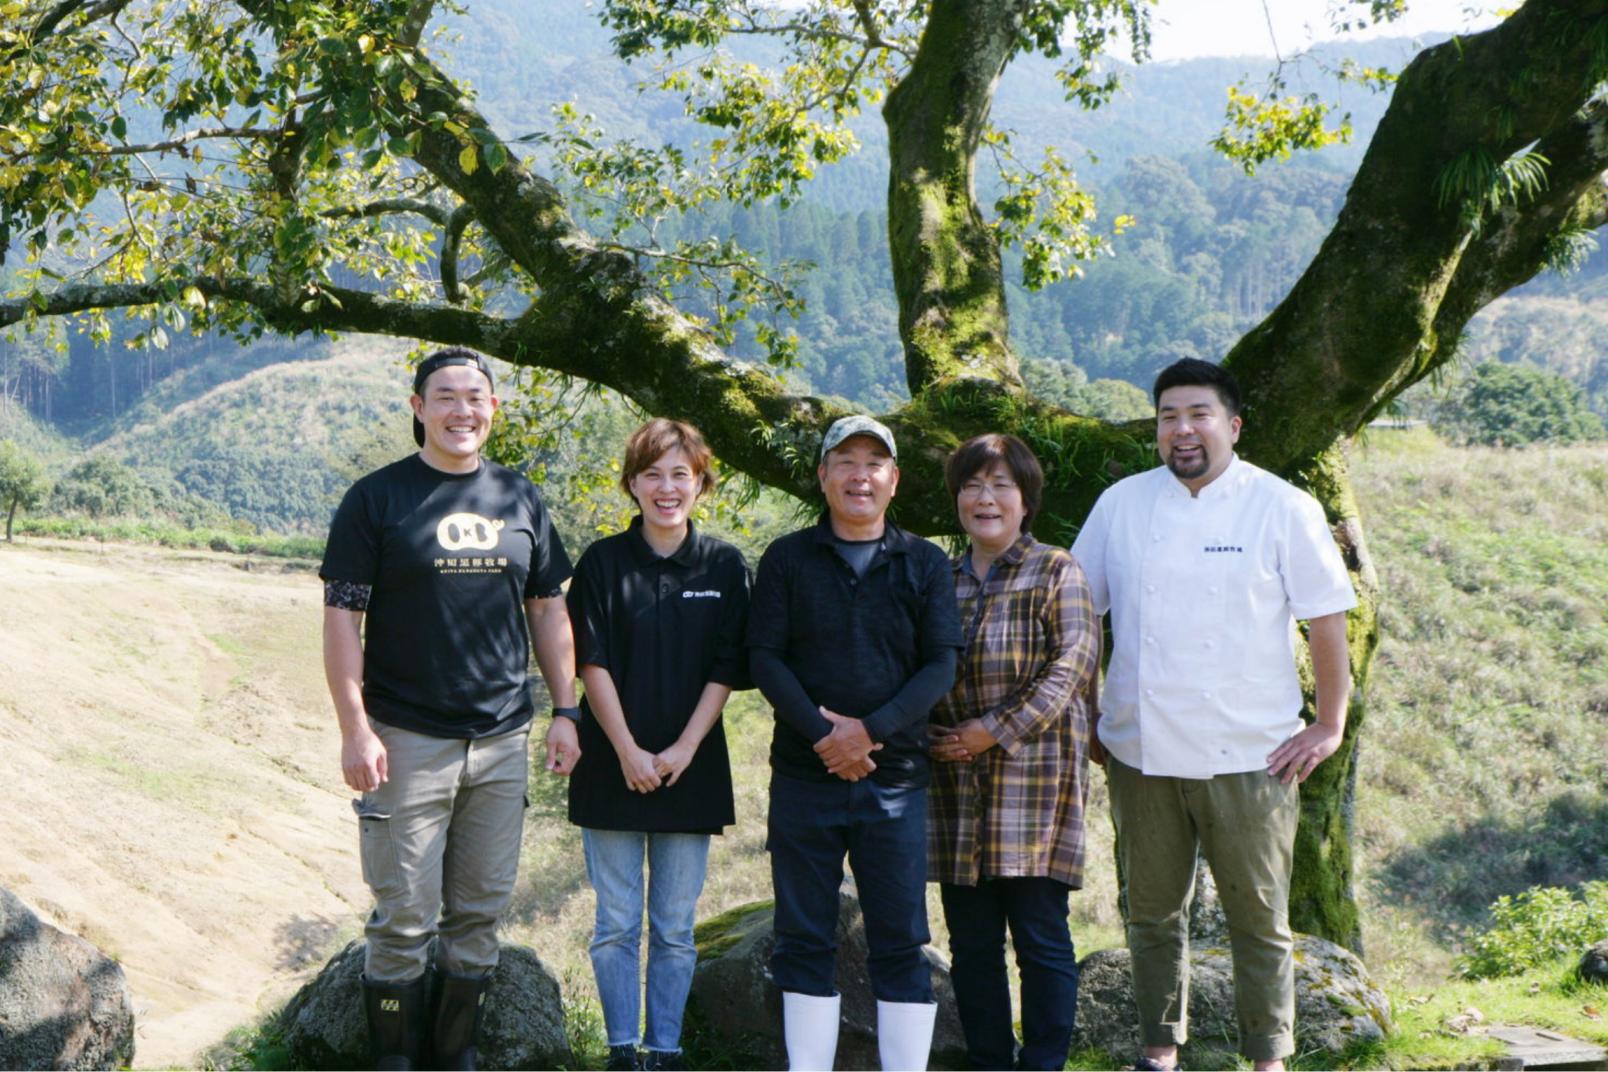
[551,705,582,723]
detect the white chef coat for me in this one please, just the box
[1070,455,1356,778]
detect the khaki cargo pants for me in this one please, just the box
[356,718,530,983]
[1106,756,1300,1063]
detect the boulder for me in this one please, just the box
[1580,940,1608,984]
[1186,859,1228,943]
[276,939,572,1070]
[1074,935,1392,1067]
[0,886,136,1071]
[685,888,967,1070]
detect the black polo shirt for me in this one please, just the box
[748,517,962,788]
[565,518,751,833]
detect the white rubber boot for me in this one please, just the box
[782,990,841,1071]
[876,999,937,1071]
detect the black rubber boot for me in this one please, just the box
[363,973,429,1071]
[431,970,492,1070]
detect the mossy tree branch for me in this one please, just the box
[883,0,1024,394]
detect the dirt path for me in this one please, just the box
[0,539,367,1068]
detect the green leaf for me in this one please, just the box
[111,115,127,139]
[484,141,509,173]
[458,142,478,175]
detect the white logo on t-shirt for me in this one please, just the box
[682,590,721,599]
[436,512,504,551]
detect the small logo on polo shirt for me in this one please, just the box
[1204,544,1243,553]
[437,512,504,551]
[682,590,722,599]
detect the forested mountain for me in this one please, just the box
[1,2,1603,532]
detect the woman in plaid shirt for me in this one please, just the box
[927,433,1101,1071]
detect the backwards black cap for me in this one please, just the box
[411,348,496,446]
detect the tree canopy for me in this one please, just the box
[2,0,1606,949]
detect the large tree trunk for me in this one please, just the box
[884,0,1022,394]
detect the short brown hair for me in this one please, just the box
[620,418,717,498]
[944,434,1045,532]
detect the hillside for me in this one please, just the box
[94,338,416,533]
[2,437,1604,1067]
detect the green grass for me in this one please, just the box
[13,515,324,560]
[1324,958,1608,1071]
[1351,432,1608,983]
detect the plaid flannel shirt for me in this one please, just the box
[927,533,1100,888]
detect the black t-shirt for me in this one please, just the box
[748,518,963,787]
[566,519,751,833]
[320,454,573,739]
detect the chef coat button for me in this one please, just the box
[1145,635,1155,645]
[1145,688,1155,698]
[1151,533,1162,542]
[1204,639,1215,649]
[1145,584,1156,594]
[1208,585,1219,595]
[1201,690,1211,700]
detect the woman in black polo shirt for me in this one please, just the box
[565,418,751,1072]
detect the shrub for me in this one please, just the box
[1458,881,1608,979]
[1433,361,1605,446]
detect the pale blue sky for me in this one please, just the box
[1142,0,1502,61]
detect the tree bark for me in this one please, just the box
[883,0,1024,395]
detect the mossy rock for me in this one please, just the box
[275,940,572,1070]
[1073,933,1392,1064]
[684,887,967,1070]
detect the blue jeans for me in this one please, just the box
[582,829,712,1052]
[767,774,933,1003]
[940,877,1079,1070]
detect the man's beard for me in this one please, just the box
[1167,447,1210,481]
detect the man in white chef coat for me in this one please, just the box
[1071,358,1356,1072]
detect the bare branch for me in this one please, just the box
[24,0,132,45]
[440,203,473,303]
[398,0,436,48]
[322,198,452,226]
[727,11,913,60]
[97,127,280,156]
[0,276,516,351]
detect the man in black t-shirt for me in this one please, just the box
[321,348,579,1071]
[749,415,962,1072]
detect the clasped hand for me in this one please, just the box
[814,708,882,781]
[926,718,998,762]
[618,739,700,793]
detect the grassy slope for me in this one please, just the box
[1351,429,1608,989]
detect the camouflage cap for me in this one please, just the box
[819,414,897,462]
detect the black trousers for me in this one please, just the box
[767,774,933,1003]
[940,876,1078,1071]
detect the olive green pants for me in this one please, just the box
[356,719,531,982]
[1106,757,1299,1063]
